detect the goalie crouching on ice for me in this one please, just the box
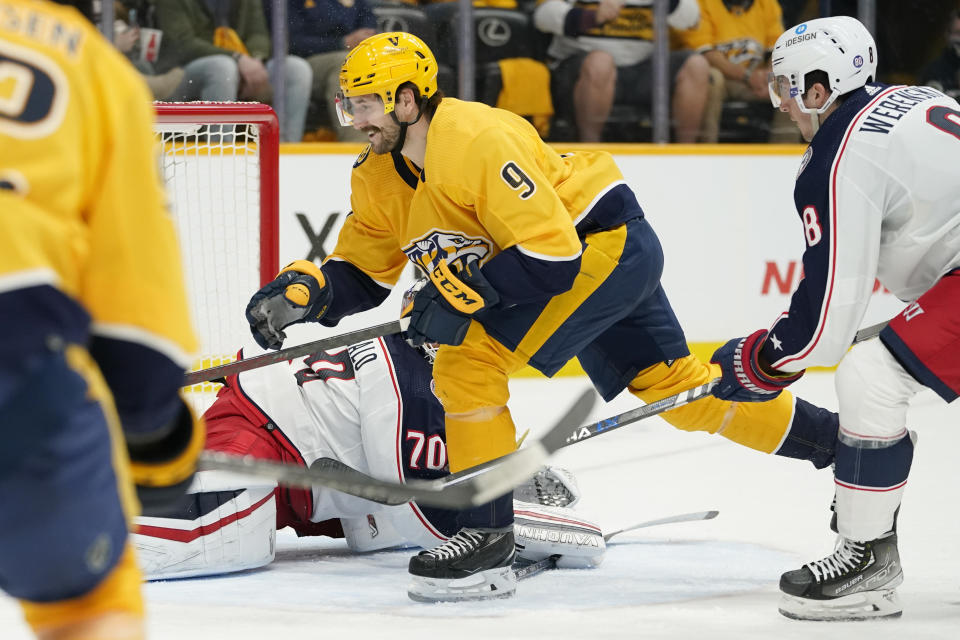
[131,281,604,582]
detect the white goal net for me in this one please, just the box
[155,103,279,415]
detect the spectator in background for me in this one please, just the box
[533,0,713,142]
[112,1,186,99]
[154,0,312,142]
[285,0,376,142]
[921,9,960,100]
[675,0,798,142]
[398,0,556,137]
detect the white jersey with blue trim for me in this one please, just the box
[233,334,445,531]
[761,83,960,372]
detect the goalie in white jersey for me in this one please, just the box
[708,16,960,621]
[132,283,603,580]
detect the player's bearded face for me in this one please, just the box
[338,93,401,154]
[363,117,401,154]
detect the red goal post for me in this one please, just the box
[154,102,280,412]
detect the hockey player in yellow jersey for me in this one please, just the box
[245,32,839,602]
[0,1,204,637]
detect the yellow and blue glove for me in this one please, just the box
[406,257,500,347]
[128,397,205,516]
[245,260,332,349]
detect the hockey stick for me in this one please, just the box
[515,510,720,579]
[198,387,596,509]
[548,320,889,450]
[854,320,887,344]
[183,318,410,386]
[295,378,716,496]
[514,555,561,580]
[554,379,718,449]
[603,509,719,542]
[199,321,888,505]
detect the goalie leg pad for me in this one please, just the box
[131,471,277,580]
[513,502,606,569]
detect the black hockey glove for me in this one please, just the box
[406,257,500,347]
[246,260,332,349]
[128,397,205,516]
[711,329,804,402]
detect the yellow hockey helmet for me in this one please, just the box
[336,32,439,126]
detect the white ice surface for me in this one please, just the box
[2,372,958,639]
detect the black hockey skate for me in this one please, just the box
[408,527,517,602]
[779,533,903,621]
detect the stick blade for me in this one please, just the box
[603,509,721,542]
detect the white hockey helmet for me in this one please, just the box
[401,278,438,364]
[768,16,877,115]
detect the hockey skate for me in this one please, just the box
[408,527,516,602]
[779,533,903,621]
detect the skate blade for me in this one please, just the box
[408,566,517,603]
[778,588,903,621]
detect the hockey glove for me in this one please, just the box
[406,257,500,347]
[710,329,804,402]
[246,260,332,349]
[128,396,205,516]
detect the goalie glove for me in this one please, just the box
[710,329,804,402]
[128,396,205,516]
[246,260,332,349]
[405,256,500,347]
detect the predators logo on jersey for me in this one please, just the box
[403,229,492,275]
[713,37,765,66]
[353,144,371,168]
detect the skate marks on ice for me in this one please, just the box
[140,528,794,616]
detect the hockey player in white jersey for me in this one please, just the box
[132,284,603,584]
[709,16,960,621]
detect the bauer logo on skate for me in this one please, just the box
[402,229,492,275]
